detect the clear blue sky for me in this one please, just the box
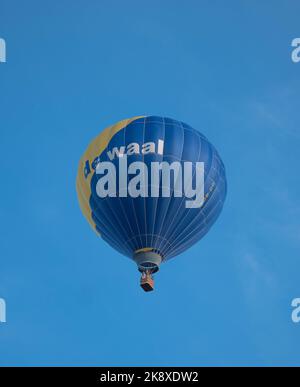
[0,0,300,366]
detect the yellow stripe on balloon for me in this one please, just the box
[76,116,145,234]
[135,248,154,253]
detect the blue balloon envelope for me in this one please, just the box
[77,116,227,291]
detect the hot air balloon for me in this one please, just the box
[76,116,227,291]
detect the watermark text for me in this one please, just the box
[291,38,300,63]
[291,298,300,323]
[0,298,6,323]
[0,38,6,63]
[85,139,206,209]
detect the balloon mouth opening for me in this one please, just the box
[133,249,163,274]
